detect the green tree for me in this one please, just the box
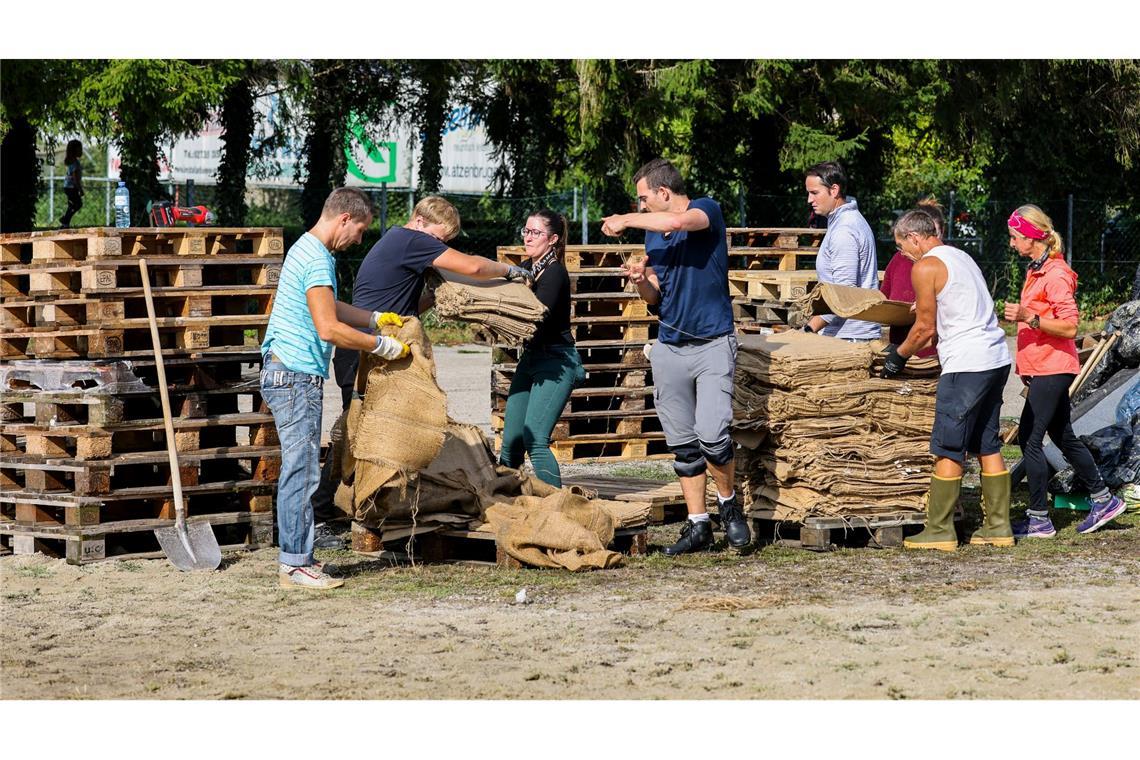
[72,60,235,225]
[0,59,93,232]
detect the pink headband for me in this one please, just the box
[1008,211,1048,240]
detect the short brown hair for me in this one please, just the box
[322,187,373,222]
[632,158,686,195]
[413,196,461,241]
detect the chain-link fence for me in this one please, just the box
[34,176,1140,307]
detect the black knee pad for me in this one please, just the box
[672,440,707,478]
[699,435,735,467]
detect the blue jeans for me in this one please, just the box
[499,345,585,487]
[260,358,324,566]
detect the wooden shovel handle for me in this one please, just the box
[139,259,185,522]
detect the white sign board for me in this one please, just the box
[107,96,499,193]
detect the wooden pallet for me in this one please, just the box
[1,286,276,330]
[0,354,260,394]
[351,522,648,567]
[491,408,662,441]
[1,383,263,429]
[498,244,645,272]
[1,317,267,359]
[2,412,276,462]
[0,255,281,299]
[0,227,284,264]
[726,270,819,301]
[0,445,280,495]
[749,509,936,551]
[0,510,273,565]
[1,477,273,525]
[547,434,671,463]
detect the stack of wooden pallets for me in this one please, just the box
[0,227,284,563]
[492,228,826,463]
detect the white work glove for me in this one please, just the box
[371,311,404,330]
[371,335,409,360]
[643,341,654,362]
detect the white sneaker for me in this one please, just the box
[279,562,344,590]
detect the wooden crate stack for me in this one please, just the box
[492,228,826,463]
[0,227,284,563]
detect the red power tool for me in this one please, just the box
[149,201,216,226]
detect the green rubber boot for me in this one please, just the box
[904,475,960,552]
[970,470,1014,547]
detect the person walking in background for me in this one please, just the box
[1002,204,1126,538]
[498,210,585,487]
[261,187,411,590]
[882,206,1013,551]
[879,197,943,358]
[602,158,750,556]
[59,139,84,228]
[801,161,881,341]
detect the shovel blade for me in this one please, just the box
[155,519,222,571]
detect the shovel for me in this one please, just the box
[139,258,222,571]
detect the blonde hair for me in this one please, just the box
[412,196,461,241]
[1013,204,1064,258]
[916,196,946,238]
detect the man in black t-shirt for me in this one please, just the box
[312,196,531,533]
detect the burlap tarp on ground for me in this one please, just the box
[794,283,916,326]
[732,330,938,521]
[427,270,547,346]
[326,321,643,570]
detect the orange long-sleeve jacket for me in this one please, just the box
[1015,256,1081,376]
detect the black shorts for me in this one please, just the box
[930,365,1011,462]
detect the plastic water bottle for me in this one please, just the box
[114,181,130,228]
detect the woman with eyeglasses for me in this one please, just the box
[498,209,585,487]
[1002,204,1125,538]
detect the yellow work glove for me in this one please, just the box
[371,311,404,330]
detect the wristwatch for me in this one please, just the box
[1028,314,1041,329]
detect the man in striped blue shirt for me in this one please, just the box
[261,187,408,590]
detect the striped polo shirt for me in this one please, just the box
[261,232,337,377]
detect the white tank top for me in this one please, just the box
[926,245,1011,374]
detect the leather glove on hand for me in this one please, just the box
[880,344,909,378]
[371,335,410,360]
[503,264,534,286]
[371,311,404,330]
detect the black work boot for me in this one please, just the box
[663,519,714,556]
[718,495,752,550]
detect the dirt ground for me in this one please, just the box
[3,344,1137,700]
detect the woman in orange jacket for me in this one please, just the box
[1002,204,1126,538]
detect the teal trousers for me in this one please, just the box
[499,345,585,487]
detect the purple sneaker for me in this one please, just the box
[1012,514,1057,539]
[1077,495,1127,534]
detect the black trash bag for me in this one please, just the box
[1049,466,1078,495]
[1072,300,1139,406]
[1048,414,1139,494]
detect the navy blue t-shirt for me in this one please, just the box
[352,226,448,315]
[645,196,733,344]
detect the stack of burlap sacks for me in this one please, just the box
[732,331,939,521]
[323,317,649,571]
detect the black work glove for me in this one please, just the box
[880,344,909,378]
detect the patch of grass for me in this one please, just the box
[116,561,144,573]
[421,310,476,346]
[606,462,675,481]
[17,564,52,579]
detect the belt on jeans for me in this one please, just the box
[262,354,323,387]
[672,334,728,347]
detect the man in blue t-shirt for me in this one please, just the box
[602,158,750,556]
[312,197,532,533]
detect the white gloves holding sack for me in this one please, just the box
[371,335,409,360]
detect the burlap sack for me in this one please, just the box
[350,317,449,508]
[427,269,548,346]
[795,283,916,326]
[483,489,623,571]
